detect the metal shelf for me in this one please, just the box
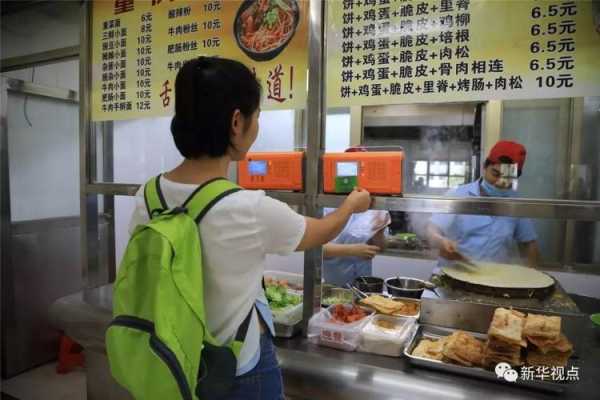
[87,183,139,196]
[85,183,600,221]
[86,183,307,206]
[318,193,600,221]
[380,247,437,261]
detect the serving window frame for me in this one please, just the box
[76,1,600,333]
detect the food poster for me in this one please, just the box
[92,0,309,121]
[326,0,600,107]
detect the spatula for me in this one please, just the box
[456,253,481,271]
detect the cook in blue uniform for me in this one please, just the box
[427,140,540,269]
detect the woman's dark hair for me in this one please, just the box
[171,57,262,159]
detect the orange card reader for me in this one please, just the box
[323,151,404,194]
[238,151,304,191]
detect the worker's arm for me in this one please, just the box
[296,189,371,251]
[426,223,462,260]
[368,228,387,250]
[519,240,540,268]
[323,243,381,259]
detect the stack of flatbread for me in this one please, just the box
[411,308,574,371]
[361,295,419,316]
[483,308,527,367]
[524,314,573,367]
[412,331,484,367]
[412,337,447,361]
[442,331,485,367]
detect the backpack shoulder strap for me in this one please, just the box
[182,177,241,223]
[143,175,241,221]
[143,175,168,219]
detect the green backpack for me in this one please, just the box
[106,175,249,400]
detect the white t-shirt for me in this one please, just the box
[128,177,306,374]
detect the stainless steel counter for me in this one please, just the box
[50,285,600,400]
[276,329,599,400]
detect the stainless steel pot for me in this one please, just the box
[353,276,384,293]
[385,277,437,299]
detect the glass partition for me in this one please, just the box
[7,92,79,221]
[319,207,600,296]
[325,109,351,152]
[382,210,600,268]
[95,110,298,185]
[356,97,600,202]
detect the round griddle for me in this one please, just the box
[440,273,556,300]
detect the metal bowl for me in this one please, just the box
[321,286,353,307]
[353,276,384,293]
[385,277,426,299]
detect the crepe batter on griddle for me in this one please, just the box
[442,262,554,289]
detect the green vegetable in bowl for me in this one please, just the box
[322,296,352,306]
[264,8,279,28]
[266,283,301,309]
[394,233,417,241]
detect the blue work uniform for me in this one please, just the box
[430,179,537,268]
[322,209,388,287]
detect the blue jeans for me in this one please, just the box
[224,334,285,400]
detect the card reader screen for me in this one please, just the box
[248,160,267,176]
[336,161,358,177]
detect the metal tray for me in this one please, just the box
[359,296,421,320]
[404,324,576,392]
[274,321,302,338]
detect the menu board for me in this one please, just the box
[327,0,600,107]
[92,0,309,121]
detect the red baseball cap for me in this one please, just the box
[486,140,527,173]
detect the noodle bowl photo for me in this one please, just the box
[234,0,300,62]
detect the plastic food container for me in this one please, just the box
[264,270,303,325]
[321,285,354,307]
[271,302,303,326]
[308,304,374,351]
[359,295,421,319]
[358,315,416,357]
[263,270,303,293]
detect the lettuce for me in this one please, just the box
[266,283,301,309]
